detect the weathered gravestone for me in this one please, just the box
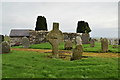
[22,37,30,48]
[2,41,10,53]
[90,39,95,47]
[101,38,108,52]
[64,40,73,50]
[4,35,10,43]
[109,39,112,45]
[81,33,90,44]
[114,39,118,45]
[71,45,83,60]
[46,22,64,58]
[76,36,82,45]
[35,16,48,31]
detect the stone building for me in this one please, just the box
[9,29,33,46]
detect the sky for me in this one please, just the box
[1,0,119,38]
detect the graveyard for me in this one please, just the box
[1,16,120,79]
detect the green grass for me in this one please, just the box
[12,42,119,53]
[2,50,119,78]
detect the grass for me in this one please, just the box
[2,50,119,78]
[12,42,119,53]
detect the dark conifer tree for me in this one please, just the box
[77,21,91,33]
[35,16,48,31]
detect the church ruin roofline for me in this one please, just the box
[9,29,34,37]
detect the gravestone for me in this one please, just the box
[71,45,83,60]
[35,16,48,31]
[4,35,10,43]
[101,38,108,52]
[81,33,90,44]
[90,39,95,47]
[111,39,115,45]
[46,22,64,58]
[64,40,73,50]
[109,39,112,45]
[114,39,118,45]
[2,41,10,53]
[22,37,30,48]
[76,36,82,45]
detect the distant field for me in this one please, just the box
[2,50,119,78]
[12,42,119,53]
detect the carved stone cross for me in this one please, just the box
[46,22,64,58]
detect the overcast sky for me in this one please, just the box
[1,1,119,38]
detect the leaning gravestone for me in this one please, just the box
[22,37,30,48]
[90,39,95,47]
[64,40,73,50]
[101,38,108,52]
[2,41,10,53]
[71,45,83,60]
[76,36,82,45]
[46,22,64,58]
[81,33,90,44]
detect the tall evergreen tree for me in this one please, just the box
[76,21,91,33]
[35,16,48,31]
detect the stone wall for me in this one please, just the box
[29,31,80,44]
[10,31,81,45]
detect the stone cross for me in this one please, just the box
[90,39,95,47]
[101,38,108,52]
[46,22,64,58]
[71,45,83,60]
[76,36,82,45]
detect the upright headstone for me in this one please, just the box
[76,36,82,45]
[114,39,118,45]
[35,16,48,31]
[109,39,112,45]
[4,35,10,43]
[22,37,30,48]
[111,39,115,45]
[71,45,83,60]
[46,22,64,58]
[101,38,108,52]
[2,41,10,53]
[81,33,90,44]
[90,39,95,47]
[64,40,73,50]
